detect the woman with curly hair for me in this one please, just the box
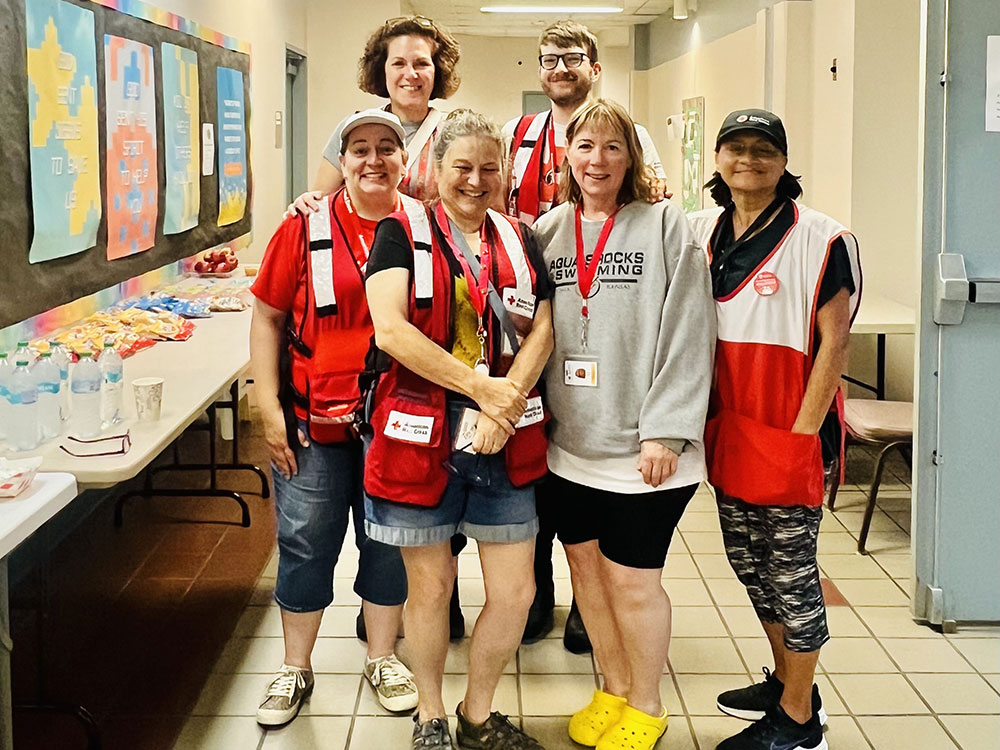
[293,15,460,207]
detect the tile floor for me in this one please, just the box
[179,448,1000,750]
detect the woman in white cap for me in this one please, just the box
[250,109,421,726]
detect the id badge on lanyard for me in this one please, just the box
[442,208,493,375]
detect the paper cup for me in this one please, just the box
[133,377,164,421]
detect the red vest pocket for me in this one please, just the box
[706,409,824,506]
[305,370,362,443]
[505,394,549,488]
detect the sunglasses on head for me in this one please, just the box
[384,15,436,32]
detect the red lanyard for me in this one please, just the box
[339,189,399,271]
[435,203,491,319]
[574,204,618,320]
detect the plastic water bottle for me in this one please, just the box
[70,352,102,439]
[7,360,39,451]
[99,342,124,426]
[13,341,34,366]
[48,341,71,420]
[33,351,62,441]
[0,352,11,443]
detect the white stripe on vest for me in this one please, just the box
[307,204,337,315]
[487,209,532,356]
[400,195,433,305]
[510,112,549,193]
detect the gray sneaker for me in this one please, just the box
[256,664,314,726]
[365,654,420,712]
[413,715,454,749]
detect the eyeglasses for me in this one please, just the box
[539,52,589,70]
[59,430,132,458]
[384,15,436,32]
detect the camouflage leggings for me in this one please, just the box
[717,494,829,653]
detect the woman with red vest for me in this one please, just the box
[364,109,553,750]
[688,110,861,750]
[531,99,715,750]
[250,110,420,727]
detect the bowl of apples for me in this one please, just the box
[192,248,240,277]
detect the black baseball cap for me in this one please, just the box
[716,109,787,154]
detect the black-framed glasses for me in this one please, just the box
[539,52,589,70]
[384,15,436,32]
[59,430,131,457]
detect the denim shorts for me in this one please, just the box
[272,426,407,613]
[364,402,539,547]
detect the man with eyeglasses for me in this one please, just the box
[502,19,667,654]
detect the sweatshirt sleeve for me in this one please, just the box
[638,207,717,450]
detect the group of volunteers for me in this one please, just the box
[249,14,860,750]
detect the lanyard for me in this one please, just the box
[339,189,397,271]
[574,203,619,348]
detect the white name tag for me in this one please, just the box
[564,359,598,387]
[516,396,544,427]
[502,287,536,316]
[384,410,434,444]
[454,407,479,453]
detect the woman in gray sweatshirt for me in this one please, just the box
[531,99,716,750]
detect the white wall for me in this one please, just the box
[446,35,541,127]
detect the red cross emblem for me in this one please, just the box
[391,421,401,430]
[508,295,515,305]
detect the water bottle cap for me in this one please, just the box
[79,351,92,358]
[16,360,29,367]
[17,341,28,347]
[104,341,114,348]
[40,351,51,357]
[0,352,6,358]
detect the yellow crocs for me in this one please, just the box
[595,704,669,750]
[568,690,628,746]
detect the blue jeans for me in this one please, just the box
[273,430,406,612]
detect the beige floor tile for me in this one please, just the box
[880,638,974,673]
[815,674,849,715]
[681,531,727,554]
[518,638,595,674]
[234,605,283,638]
[678,511,723,532]
[665,578,714,607]
[821,510,849,532]
[318,606,361,638]
[827,607,872,637]
[820,637,897,673]
[950,638,1000,674]
[349,715,418,749]
[249,577,276,606]
[518,717,587,750]
[175,716,264,749]
[262,716,352,750]
[705,578,752,607]
[333,554,359,579]
[834,510,904,534]
[689,716,754,749]
[985,674,1000,691]
[829,673,929,714]
[311,637,369,673]
[444,637,516,675]
[675,673,751,715]
[662,552,701,578]
[447,674,519,716]
[835,579,910,606]
[939,714,1000,750]
[551,553,571,579]
[823,716,875,750]
[262,554,279,577]
[830,491,870,511]
[734,639,773,673]
[944,625,1000,638]
[855,606,939,638]
[667,637,747,674]
[872,553,913,580]
[192,672,269,716]
[299,675,363,716]
[692,554,739,579]
[520,673,598,715]
[457,578,486,607]
[860,531,912,555]
[818,533,865,554]
[659,673,683,712]
[213,637,288,674]
[332,578,362,606]
[719,607,766,638]
[818,553,890,580]
[672,606,729,637]
[908,673,1000,714]
[858,716,959,750]
[554,578,575,606]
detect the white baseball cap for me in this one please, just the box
[333,108,406,154]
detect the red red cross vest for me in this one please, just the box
[291,188,424,443]
[363,201,549,507]
[688,201,862,507]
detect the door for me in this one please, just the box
[285,47,308,204]
[914,0,1000,625]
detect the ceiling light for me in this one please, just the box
[673,0,689,19]
[481,6,624,13]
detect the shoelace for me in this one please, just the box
[266,669,302,700]
[373,656,413,689]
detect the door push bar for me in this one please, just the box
[934,253,1000,325]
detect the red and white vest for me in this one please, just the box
[688,201,862,506]
[363,201,548,507]
[508,111,557,225]
[395,105,442,202]
[290,188,424,443]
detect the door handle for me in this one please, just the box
[934,253,1000,324]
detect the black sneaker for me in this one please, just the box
[413,715,454,749]
[450,582,466,641]
[716,704,826,750]
[562,599,592,655]
[717,668,827,724]
[356,605,367,642]
[455,704,544,749]
[521,591,555,644]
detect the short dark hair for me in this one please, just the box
[358,16,461,101]
[705,169,803,206]
[538,20,598,63]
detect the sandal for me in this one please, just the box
[595,704,669,750]
[568,690,628,746]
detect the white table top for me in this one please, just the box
[1,308,251,489]
[0,473,77,559]
[852,293,916,335]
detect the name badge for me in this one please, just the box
[753,271,780,296]
[384,410,434,444]
[454,407,479,453]
[564,359,598,387]
[502,287,536,316]
[516,396,544,428]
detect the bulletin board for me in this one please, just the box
[0,0,253,330]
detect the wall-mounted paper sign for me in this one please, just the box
[202,123,215,176]
[987,36,1000,133]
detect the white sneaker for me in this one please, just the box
[364,654,419,712]
[256,664,314,726]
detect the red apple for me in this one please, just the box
[194,260,208,273]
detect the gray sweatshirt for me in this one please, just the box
[532,199,716,489]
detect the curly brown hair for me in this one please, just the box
[558,99,654,207]
[357,16,461,101]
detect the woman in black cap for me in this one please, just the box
[687,109,862,750]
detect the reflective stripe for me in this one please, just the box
[401,195,434,304]
[306,206,337,314]
[510,112,548,191]
[487,209,531,303]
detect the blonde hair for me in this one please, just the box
[558,99,653,206]
[433,108,504,166]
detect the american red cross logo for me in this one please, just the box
[508,295,515,305]
[392,421,401,430]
